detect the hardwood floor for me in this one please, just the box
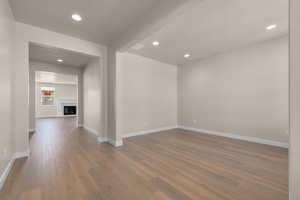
[0,118,288,200]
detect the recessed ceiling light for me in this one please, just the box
[184,54,190,58]
[266,24,277,30]
[57,59,63,63]
[72,14,82,21]
[152,41,160,46]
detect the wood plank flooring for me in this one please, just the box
[0,118,288,200]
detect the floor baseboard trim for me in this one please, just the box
[96,137,122,147]
[83,126,99,136]
[14,150,30,159]
[178,126,289,148]
[107,139,123,147]
[1,150,30,191]
[97,137,109,143]
[0,159,15,191]
[123,126,178,139]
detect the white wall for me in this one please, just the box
[83,58,103,137]
[29,61,83,130]
[290,0,300,198]
[178,36,289,143]
[35,82,77,118]
[0,0,15,186]
[14,23,106,154]
[117,52,178,137]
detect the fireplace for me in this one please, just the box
[64,106,77,115]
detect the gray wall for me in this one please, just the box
[290,0,300,198]
[116,52,178,136]
[83,58,103,137]
[0,0,15,183]
[178,36,289,143]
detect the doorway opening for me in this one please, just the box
[28,42,103,144]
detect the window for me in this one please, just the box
[40,87,55,105]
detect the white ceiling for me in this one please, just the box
[29,43,95,68]
[9,0,180,45]
[36,71,78,84]
[10,0,289,65]
[128,0,289,65]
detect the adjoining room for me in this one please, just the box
[28,42,106,147]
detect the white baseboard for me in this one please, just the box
[0,149,30,191]
[178,126,289,148]
[0,159,14,191]
[83,126,99,136]
[107,139,123,147]
[96,138,122,147]
[97,137,108,143]
[97,137,122,147]
[14,149,30,159]
[123,126,178,139]
[83,127,120,147]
